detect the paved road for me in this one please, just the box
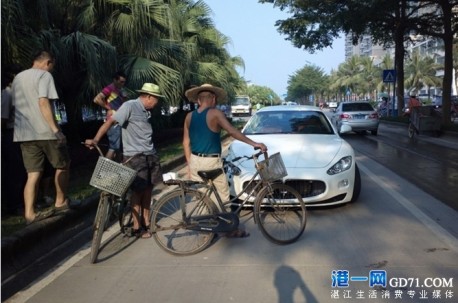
[4,121,458,303]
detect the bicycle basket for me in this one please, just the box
[90,156,137,197]
[257,152,288,181]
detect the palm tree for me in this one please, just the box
[404,50,441,98]
[331,56,362,101]
[357,56,382,101]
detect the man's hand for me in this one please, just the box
[84,139,98,149]
[54,130,67,145]
[254,143,268,152]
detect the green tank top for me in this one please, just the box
[190,108,221,154]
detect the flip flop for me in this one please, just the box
[140,230,152,239]
[26,210,54,225]
[54,198,82,214]
[226,229,250,238]
[140,226,152,239]
[54,202,70,214]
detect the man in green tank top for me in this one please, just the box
[183,84,267,237]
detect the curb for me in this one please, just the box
[1,155,188,282]
[1,133,230,281]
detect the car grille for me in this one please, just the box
[242,179,326,199]
[284,179,326,198]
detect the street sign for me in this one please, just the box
[383,70,396,83]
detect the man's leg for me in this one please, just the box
[24,171,42,221]
[130,190,142,230]
[141,186,153,226]
[54,165,69,207]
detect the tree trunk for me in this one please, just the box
[395,0,407,116]
[439,0,453,126]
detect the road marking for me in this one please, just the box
[358,161,458,252]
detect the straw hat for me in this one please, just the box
[185,83,227,103]
[136,83,164,98]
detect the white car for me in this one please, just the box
[225,105,361,207]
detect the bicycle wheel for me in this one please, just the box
[90,192,111,263]
[254,183,306,245]
[151,188,216,256]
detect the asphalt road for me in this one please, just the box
[4,120,458,303]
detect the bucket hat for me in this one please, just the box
[185,83,227,103]
[136,83,164,98]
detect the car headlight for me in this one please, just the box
[327,156,352,175]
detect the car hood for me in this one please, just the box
[228,134,351,169]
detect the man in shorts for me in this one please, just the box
[12,51,72,224]
[85,83,164,238]
[93,71,127,160]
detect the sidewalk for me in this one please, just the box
[1,155,187,281]
[1,134,234,281]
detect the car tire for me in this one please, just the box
[350,164,361,202]
[371,129,378,136]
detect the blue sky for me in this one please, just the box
[204,0,345,97]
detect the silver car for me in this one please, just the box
[332,101,380,135]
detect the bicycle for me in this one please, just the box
[150,150,307,256]
[86,144,137,263]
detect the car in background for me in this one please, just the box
[231,96,252,116]
[331,101,379,135]
[224,105,361,207]
[328,101,338,109]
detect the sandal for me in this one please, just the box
[26,210,55,225]
[226,229,250,238]
[54,198,82,214]
[140,226,152,239]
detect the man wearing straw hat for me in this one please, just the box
[183,83,267,238]
[85,83,164,238]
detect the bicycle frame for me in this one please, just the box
[179,153,273,217]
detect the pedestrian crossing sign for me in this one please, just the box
[383,70,396,83]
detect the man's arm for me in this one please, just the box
[84,118,116,147]
[38,97,60,134]
[93,92,109,109]
[183,113,192,176]
[212,109,267,151]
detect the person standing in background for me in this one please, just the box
[93,71,127,160]
[12,51,73,224]
[86,83,164,238]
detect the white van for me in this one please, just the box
[231,96,252,116]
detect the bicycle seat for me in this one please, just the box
[198,168,223,181]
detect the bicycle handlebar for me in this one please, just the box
[81,142,106,157]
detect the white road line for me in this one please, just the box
[358,161,458,252]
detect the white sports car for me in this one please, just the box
[225,105,361,207]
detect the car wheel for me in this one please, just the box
[350,164,361,202]
[371,129,378,136]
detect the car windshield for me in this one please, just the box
[243,111,334,135]
[233,97,250,106]
[342,103,374,112]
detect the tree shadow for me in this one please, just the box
[274,265,318,303]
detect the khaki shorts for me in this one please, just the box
[124,153,163,192]
[190,154,229,203]
[20,140,70,172]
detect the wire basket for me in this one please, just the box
[257,152,288,181]
[90,156,137,197]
